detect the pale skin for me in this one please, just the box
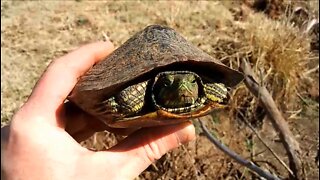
[1,41,196,180]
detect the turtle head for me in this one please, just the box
[154,72,199,108]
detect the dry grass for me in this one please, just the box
[1,1,319,179]
[231,12,313,114]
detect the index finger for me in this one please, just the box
[27,41,114,114]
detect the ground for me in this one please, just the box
[1,1,319,179]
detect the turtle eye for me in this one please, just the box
[188,75,196,83]
[164,75,174,86]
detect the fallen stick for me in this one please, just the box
[236,109,294,176]
[240,59,302,179]
[199,120,281,180]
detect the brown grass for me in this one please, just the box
[234,13,312,113]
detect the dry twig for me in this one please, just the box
[238,110,294,176]
[199,120,280,180]
[240,59,302,179]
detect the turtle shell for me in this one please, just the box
[68,25,244,128]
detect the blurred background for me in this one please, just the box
[1,1,319,179]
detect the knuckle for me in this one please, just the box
[142,139,164,163]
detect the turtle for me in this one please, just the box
[68,25,244,128]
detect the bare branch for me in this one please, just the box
[199,120,281,180]
[240,59,302,179]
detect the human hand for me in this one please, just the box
[1,41,196,180]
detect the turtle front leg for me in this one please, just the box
[203,83,228,103]
[115,80,148,116]
[94,81,148,119]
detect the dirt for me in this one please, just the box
[1,1,319,179]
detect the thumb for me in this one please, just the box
[91,122,195,179]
